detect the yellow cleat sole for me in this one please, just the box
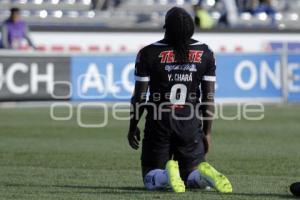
[166,160,186,193]
[198,162,233,193]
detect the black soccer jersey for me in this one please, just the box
[134,38,216,106]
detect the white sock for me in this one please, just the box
[144,169,168,190]
[187,169,210,189]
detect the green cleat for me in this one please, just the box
[166,160,185,193]
[198,162,233,193]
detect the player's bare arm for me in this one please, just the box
[127,81,148,150]
[200,81,215,153]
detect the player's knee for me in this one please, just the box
[144,169,168,190]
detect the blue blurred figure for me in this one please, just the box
[252,0,276,16]
[1,8,35,49]
[237,0,276,26]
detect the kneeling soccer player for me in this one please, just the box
[127,7,232,193]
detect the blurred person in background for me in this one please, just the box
[248,0,276,25]
[1,7,35,49]
[236,0,259,13]
[194,0,239,28]
[194,3,215,29]
[238,0,276,16]
[102,0,121,10]
[217,0,276,27]
[213,0,239,27]
[252,0,276,16]
[92,0,121,10]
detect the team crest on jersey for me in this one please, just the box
[159,50,203,63]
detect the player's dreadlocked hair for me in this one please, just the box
[164,7,195,64]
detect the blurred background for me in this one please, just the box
[0,0,299,30]
[0,0,300,52]
[0,0,299,103]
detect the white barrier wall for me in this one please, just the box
[30,32,300,53]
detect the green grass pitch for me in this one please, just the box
[0,104,299,200]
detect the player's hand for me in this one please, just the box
[203,133,211,154]
[127,127,141,150]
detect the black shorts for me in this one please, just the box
[141,107,206,179]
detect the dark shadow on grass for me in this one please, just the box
[53,184,170,195]
[4,183,144,191]
[194,190,295,199]
[232,192,294,199]
[3,183,169,195]
[53,185,297,198]
[53,185,146,192]
[3,183,296,198]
